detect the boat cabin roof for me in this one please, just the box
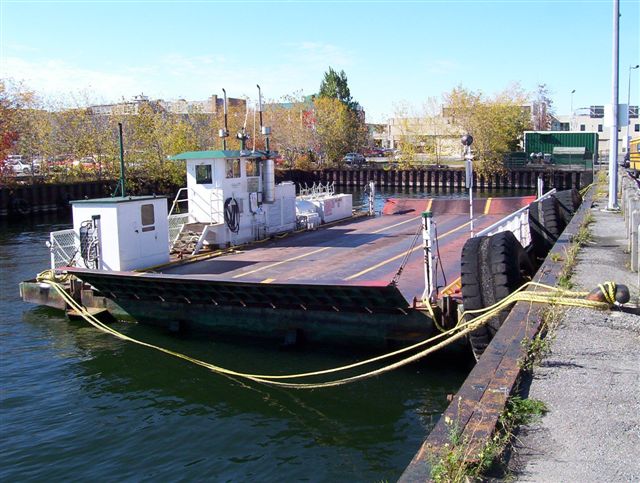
[70,195,165,205]
[168,150,269,161]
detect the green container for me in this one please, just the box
[524,131,598,168]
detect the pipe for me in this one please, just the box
[118,122,126,197]
[257,84,263,131]
[222,88,228,151]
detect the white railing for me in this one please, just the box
[168,213,193,249]
[298,182,335,200]
[48,229,79,269]
[474,189,557,247]
[169,187,189,217]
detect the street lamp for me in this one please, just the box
[570,89,576,130]
[626,64,639,155]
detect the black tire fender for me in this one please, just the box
[461,231,533,360]
[553,188,582,225]
[528,197,566,258]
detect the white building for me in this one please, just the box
[551,105,639,155]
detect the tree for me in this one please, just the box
[318,67,358,111]
[316,68,368,162]
[313,97,353,165]
[444,84,531,175]
[267,92,315,168]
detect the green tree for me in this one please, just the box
[318,67,358,111]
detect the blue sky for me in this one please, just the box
[1,0,639,122]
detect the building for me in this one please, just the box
[90,94,247,117]
[551,105,639,156]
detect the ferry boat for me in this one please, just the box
[19,91,580,355]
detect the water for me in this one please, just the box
[0,196,477,481]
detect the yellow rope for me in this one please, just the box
[37,275,613,389]
[597,281,617,305]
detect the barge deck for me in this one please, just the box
[65,196,535,348]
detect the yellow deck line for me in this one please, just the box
[440,276,462,295]
[484,198,493,215]
[232,246,331,279]
[371,215,420,233]
[260,278,275,284]
[425,199,433,212]
[233,210,427,279]
[344,220,472,281]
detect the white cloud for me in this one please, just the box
[1,42,354,107]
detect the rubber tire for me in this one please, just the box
[528,197,566,258]
[461,231,533,360]
[553,189,582,225]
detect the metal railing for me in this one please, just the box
[474,189,557,247]
[48,229,79,269]
[298,182,335,200]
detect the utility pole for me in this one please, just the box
[608,0,620,210]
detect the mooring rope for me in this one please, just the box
[37,271,614,390]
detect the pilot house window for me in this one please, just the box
[196,164,212,184]
[245,159,259,177]
[226,159,240,178]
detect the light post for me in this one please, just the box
[462,134,474,236]
[570,89,576,130]
[626,64,639,155]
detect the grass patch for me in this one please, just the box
[430,396,548,482]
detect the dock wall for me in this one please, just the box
[1,168,592,218]
[281,167,591,192]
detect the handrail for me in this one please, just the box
[474,189,557,240]
[169,187,189,217]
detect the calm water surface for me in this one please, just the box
[1,187,529,481]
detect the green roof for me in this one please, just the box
[168,150,268,161]
[70,195,166,205]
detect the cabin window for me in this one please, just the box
[196,164,212,184]
[245,159,259,177]
[141,204,155,232]
[226,159,240,178]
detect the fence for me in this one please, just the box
[622,173,640,280]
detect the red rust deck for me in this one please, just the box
[159,196,535,304]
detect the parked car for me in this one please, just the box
[364,148,385,158]
[4,156,33,175]
[342,152,366,166]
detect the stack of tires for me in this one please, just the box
[460,188,582,360]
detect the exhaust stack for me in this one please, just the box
[257,84,275,203]
[218,88,229,150]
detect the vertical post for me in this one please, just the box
[92,214,102,271]
[462,134,475,236]
[368,180,375,216]
[464,146,474,235]
[608,0,620,210]
[421,211,436,303]
[118,122,126,198]
[222,88,228,151]
[537,175,544,198]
